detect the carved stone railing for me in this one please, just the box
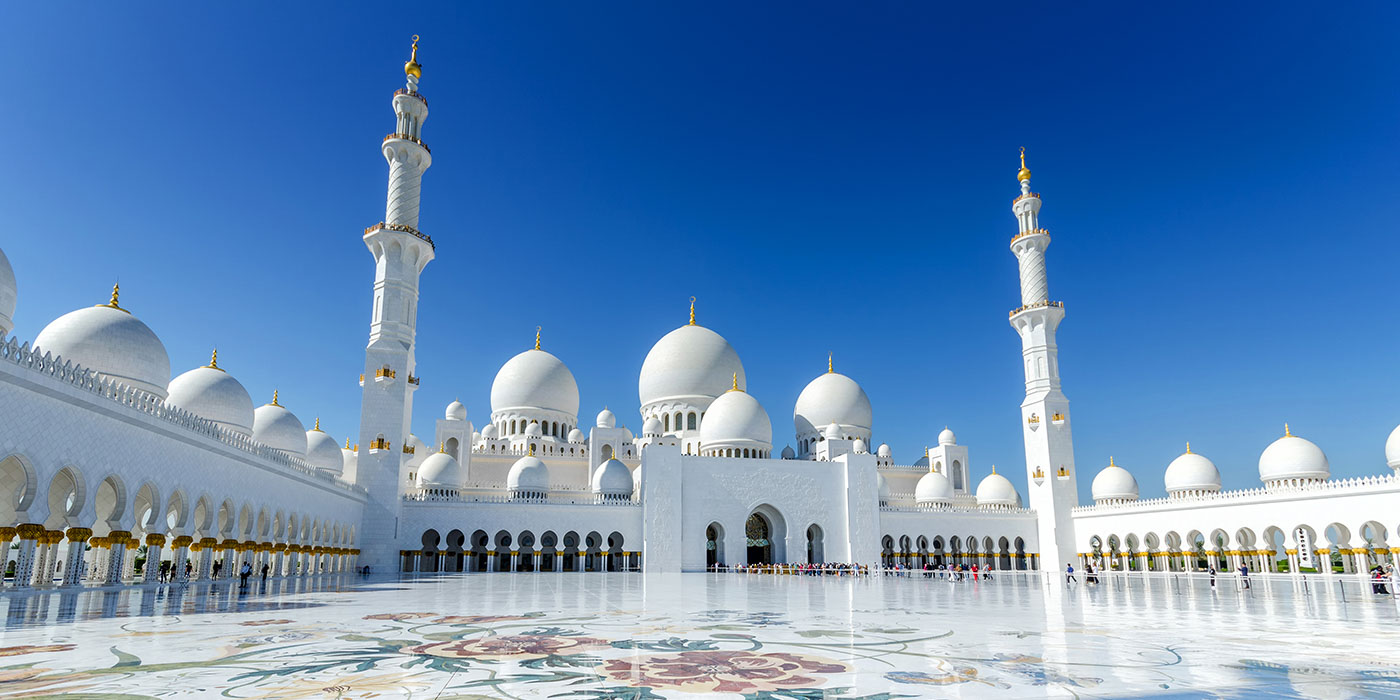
[1070,472,1400,515]
[363,221,435,249]
[394,88,426,106]
[1008,300,1064,318]
[1010,228,1049,245]
[382,133,431,153]
[403,487,639,506]
[0,335,365,496]
[880,502,1036,516]
[1013,192,1041,205]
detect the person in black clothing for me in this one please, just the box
[260,563,269,582]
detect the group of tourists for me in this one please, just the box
[712,563,871,576]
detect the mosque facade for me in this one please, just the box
[1,42,1398,586]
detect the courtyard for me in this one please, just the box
[0,571,1397,698]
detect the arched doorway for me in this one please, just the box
[747,513,773,565]
[806,524,824,564]
[744,505,786,565]
[706,523,725,569]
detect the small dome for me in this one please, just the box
[480,423,499,440]
[33,287,170,397]
[0,246,15,337]
[1258,427,1329,484]
[639,323,745,410]
[252,394,306,457]
[853,438,868,454]
[1090,458,1139,503]
[165,358,254,435]
[914,454,929,468]
[915,470,954,505]
[305,422,343,474]
[567,427,586,443]
[699,388,772,453]
[1164,447,1221,495]
[490,348,579,418]
[445,400,467,421]
[471,431,481,443]
[976,470,1018,507]
[823,422,843,440]
[877,443,892,458]
[622,426,634,442]
[938,427,956,446]
[592,458,632,496]
[524,421,543,437]
[418,450,462,487]
[507,453,550,493]
[596,407,617,428]
[1387,423,1400,470]
[642,416,663,437]
[780,445,796,459]
[793,370,872,440]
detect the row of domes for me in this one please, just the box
[20,282,347,476]
[912,466,1019,508]
[1091,427,1333,503]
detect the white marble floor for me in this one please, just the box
[0,572,1397,698]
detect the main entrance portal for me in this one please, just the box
[746,513,772,565]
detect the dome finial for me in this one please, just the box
[205,347,222,371]
[270,389,280,407]
[1109,455,1115,467]
[438,441,446,454]
[98,282,129,314]
[534,325,541,351]
[1284,423,1292,437]
[528,442,536,457]
[1017,147,1032,182]
[345,437,351,449]
[689,296,696,326]
[731,372,739,392]
[313,416,322,431]
[1185,441,1191,454]
[827,352,833,374]
[991,464,997,475]
[404,35,422,80]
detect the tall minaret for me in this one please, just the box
[1007,149,1079,575]
[356,36,435,570]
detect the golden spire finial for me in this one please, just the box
[1284,423,1292,437]
[205,348,222,371]
[404,35,422,80]
[528,442,536,457]
[98,282,129,313]
[827,352,833,374]
[689,296,696,326]
[731,372,739,391]
[270,390,280,407]
[924,446,929,458]
[1185,441,1191,454]
[992,464,997,475]
[1109,455,1115,467]
[345,437,351,449]
[1017,147,1032,182]
[313,416,322,431]
[438,441,446,454]
[534,325,541,351]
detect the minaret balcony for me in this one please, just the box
[1013,192,1042,205]
[393,88,427,106]
[374,367,397,386]
[1010,228,1049,245]
[383,133,431,153]
[364,222,435,250]
[1008,300,1064,318]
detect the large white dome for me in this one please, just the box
[0,246,15,337]
[1259,427,1329,484]
[1091,458,1139,503]
[507,453,550,494]
[418,450,462,487]
[251,394,306,457]
[305,421,343,474]
[490,348,579,418]
[1164,447,1221,495]
[976,470,1019,508]
[699,388,772,454]
[639,324,745,410]
[164,356,254,435]
[592,457,632,496]
[1387,423,1400,470]
[33,288,170,398]
[793,371,872,439]
[915,470,954,505]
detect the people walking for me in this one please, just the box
[261,563,269,582]
[239,561,252,589]
[1239,563,1250,590]
[1066,563,1076,585]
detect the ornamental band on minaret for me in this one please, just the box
[1009,149,1080,576]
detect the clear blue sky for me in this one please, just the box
[2,4,1396,502]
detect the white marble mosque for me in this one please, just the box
[1,37,1399,596]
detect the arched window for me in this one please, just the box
[688,412,697,430]
[675,412,683,431]
[952,460,964,491]
[663,414,671,432]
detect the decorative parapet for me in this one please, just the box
[1013,192,1041,205]
[1010,228,1049,245]
[1070,472,1400,515]
[382,132,431,153]
[363,221,435,249]
[393,88,427,106]
[879,502,1037,516]
[0,335,365,496]
[403,487,640,506]
[1009,300,1064,318]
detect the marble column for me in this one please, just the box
[104,531,130,585]
[555,548,564,572]
[171,536,191,580]
[62,528,91,586]
[143,534,166,583]
[198,538,217,579]
[577,551,586,573]
[12,524,42,587]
